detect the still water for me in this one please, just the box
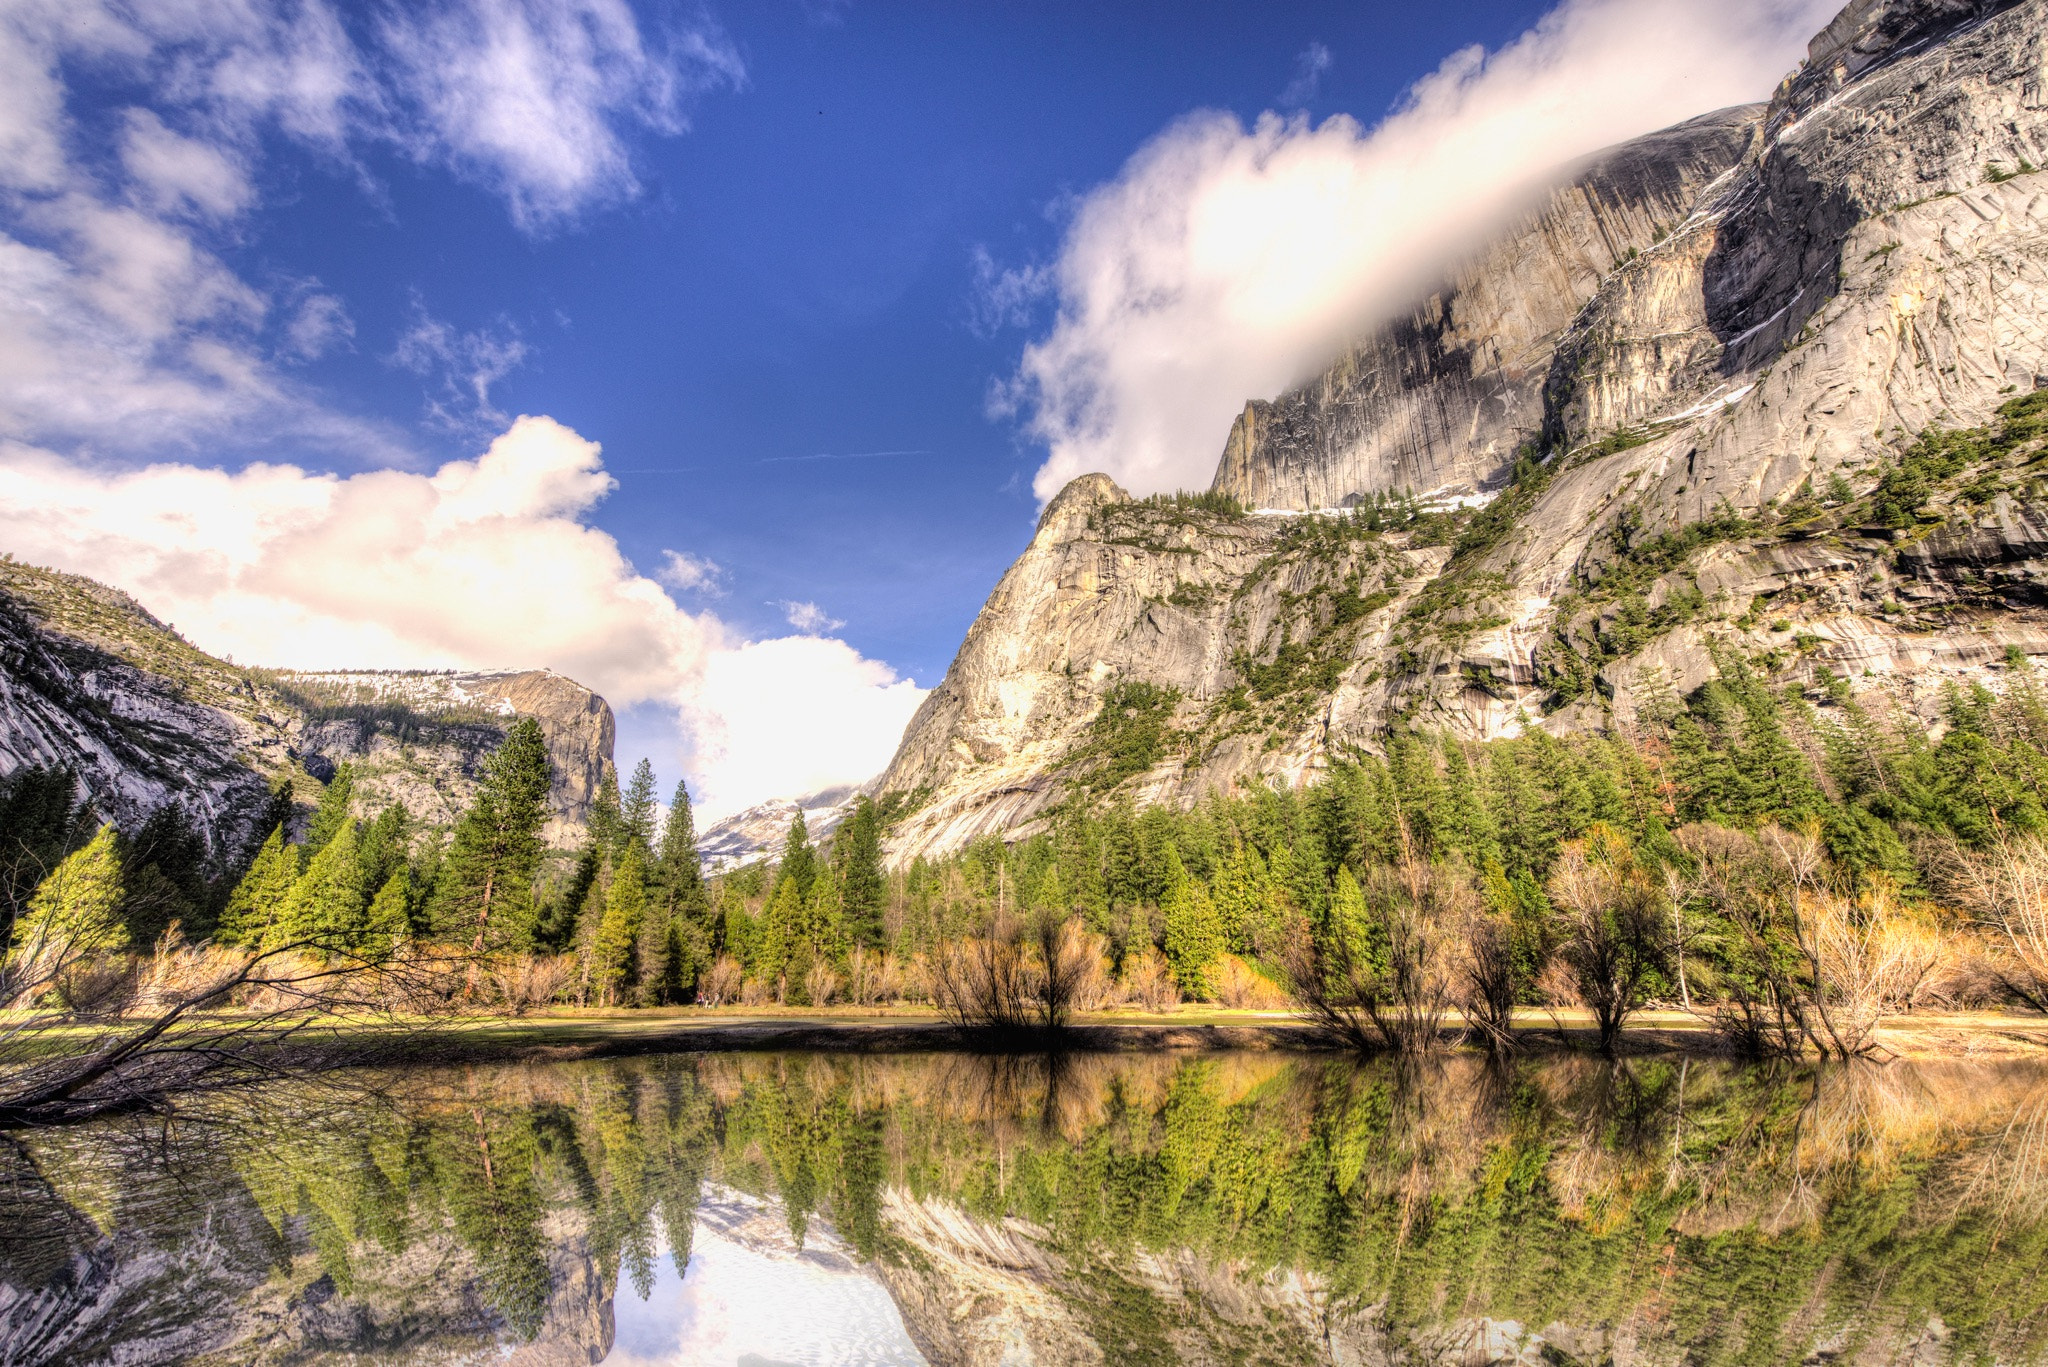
[3,1050,2047,1366]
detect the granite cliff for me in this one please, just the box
[879,0,2048,862]
[0,559,617,855]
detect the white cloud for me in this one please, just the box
[392,298,531,430]
[1011,0,1841,501]
[780,600,844,634]
[284,290,353,360]
[680,636,924,812]
[967,243,1052,338]
[659,548,724,594]
[118,108,255,221]
[0,0,742,461]
[1278,41,1331,108]
[0,417,925,819]
[377,0,746,231]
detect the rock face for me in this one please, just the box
[0,560,617,853]
[282,668,617,845]
[1210,106,1762,511]
[880,0,2048,862]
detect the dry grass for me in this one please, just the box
[1211,954,1288,1010]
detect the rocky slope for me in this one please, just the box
[1211,105,1763,511]
[0,560,616,854]
[878,0,2048,862]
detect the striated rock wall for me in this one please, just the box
[0,561,616,853]
[881,0,2048,863]
[1209,106,1761,510]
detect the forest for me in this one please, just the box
[2,632,2046,1063]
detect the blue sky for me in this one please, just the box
[0,0,1833,816]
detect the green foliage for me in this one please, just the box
[1160,846,1222,995]
[0,764,93,947]
[595,845,647,1004]
[1073,681,1182,790]
[300,763,356,868]
[1869,388,2048,527]
[216,828,297,947]
[282,824,366,948]
[833,795,885,950]
[428,718,553,951]
[11,825,127,958]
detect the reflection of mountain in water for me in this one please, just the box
[4,1053,2048,1366]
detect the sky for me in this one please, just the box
[0,0,1840,821]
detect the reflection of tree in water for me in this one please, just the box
[5,1053,2048,1365]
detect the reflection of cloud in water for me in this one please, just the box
[605,1187,928,1367]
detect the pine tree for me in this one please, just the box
[778,811,816,902]
[834,796,884,949]
[586,769,623,859]
[120,802,211,945]
[430,718,553,951]
[301,763,356,868]
[635,874,672,1005]
[217,827,298,947]
[11,825,127,962]
[363,870,411,960]
[355,804,412,899]
[282,824,366,949]
[1160,845,1222,999]
[758,874,803,992]
[620,759,658,855]
[0,764,92,947]
[656,780,712,954]
[1323,864,1384,980]
[594,845,646,1005]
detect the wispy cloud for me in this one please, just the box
[780,600,845,633]
[659,549,725,594]
[1012,0,1840,501]
[1278,41,1332,107]
[391,297,531,431]
[967,243,1053,337]
[376,0,747,233]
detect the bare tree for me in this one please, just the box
[1937,830,2048,1013]
[1457,905,1518,1056]
[1548,826,1669,1056]
[1290,858,1460,1054]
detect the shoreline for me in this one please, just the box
[393,1006,2048,1065]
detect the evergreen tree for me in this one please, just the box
[301,763,356,868]
[363,870,411,960]
[430,719,553,951]
[834,796,885,949]
[758,874,803,992]
[778,811,816,902]
[594,845,646,1004]
[1160,845,1222,998]
[11,825,127,962]
[1322,864,1385,980]
[356,804,412,900]
[0,764,92,947]
[217,828,298,947]
[120,802,212,945]
[282,824,366,949]
[656,780,713,958]
[586,770,623,859]
[620,759,659,855]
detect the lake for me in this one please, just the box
[3,1050,2046,1366]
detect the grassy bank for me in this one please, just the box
[391,1003,2048,1064]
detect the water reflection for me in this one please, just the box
[4,1051,2048,1366]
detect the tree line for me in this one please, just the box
[4,653,2045,1053]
